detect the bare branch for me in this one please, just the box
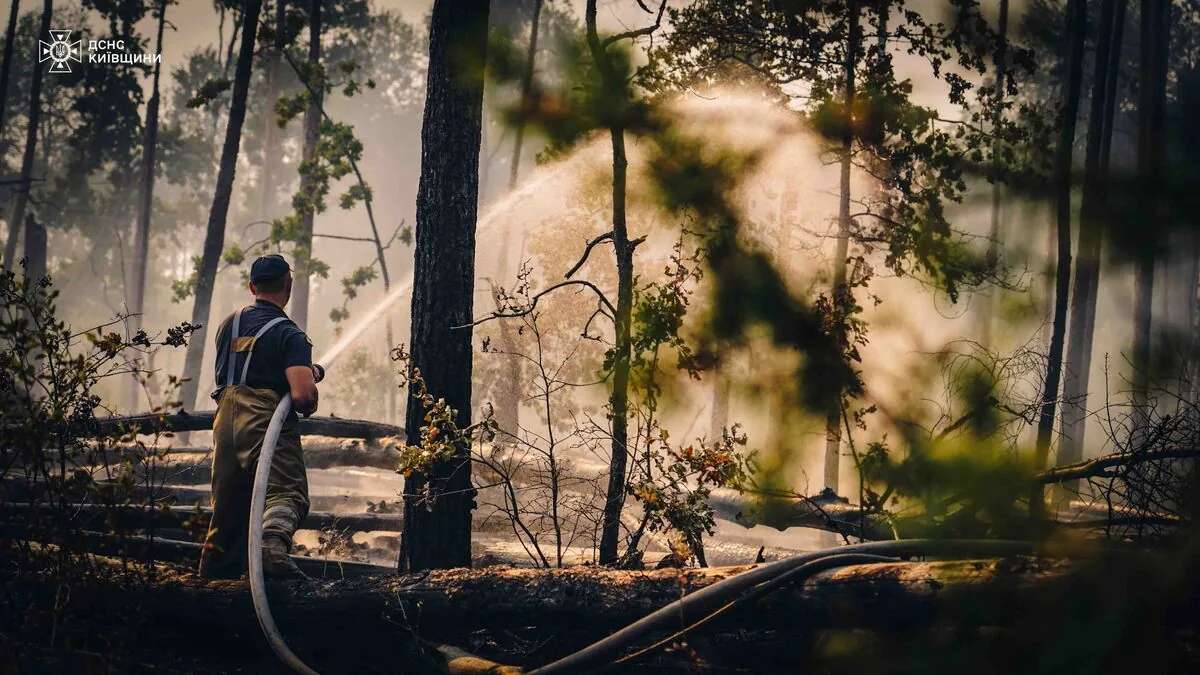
[600,0,669,50]
[564,231,613,279]
[455,280,617,329]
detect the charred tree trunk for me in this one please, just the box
[400,0,489,572]
[3,0,49,273]
[824,0,860,494]
[178,0,263,411]
[586,0,636,566]
[1059,0,1124,491]
[126,0,169,411]
[257,0,287,222]
[1031,0,1086,519]
[0,0,20,141]
[290,0,322,331]
[1131,0,1170,431]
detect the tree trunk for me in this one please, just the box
[597,124,634,566]
[3,0,49,273]
[824,0,860,494]
[1058,0,1124,492]
[0,0,20,141]
[978,0,1009,347]
[126,0,169,411]
[709,365,731,440]
[178,0,264,412]
[1031,0,1086,519]
[290,0,322,331]
[400,0,489,572]
[491,0,544,440]
[584,0,637,565]
[257,0,286,222]
[507,0,542,191]
[1131,0,1170,432]
[10,553,1086,674]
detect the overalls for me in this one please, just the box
[197,309,310,579]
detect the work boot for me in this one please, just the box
[261,534,309,580]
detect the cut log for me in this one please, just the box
[93,411,402,440]
[9,554,1079,673]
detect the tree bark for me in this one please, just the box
[1131,0,1170,431]
[3,0,49,274]
[1031,0,1086,519]
[585,0,636,566]
[257,0,287,222]
[178,0,264,411]
[126,0,169,411]
[0,0,20,141]
[290,0,322,331]
[401,0,489,572]
[1058,0,1124,491]
[824,0,860,494]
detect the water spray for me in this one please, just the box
[244,161,584,674]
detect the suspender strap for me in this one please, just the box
[225,308,243,387]
[238,317,290,385]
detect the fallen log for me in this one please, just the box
[0,502,403,533]
[14,555,1079,672]
[0,528,387,579]
[93,411,402,440]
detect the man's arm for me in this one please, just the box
[285,365,319,417]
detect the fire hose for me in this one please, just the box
[246,373,1036,674]
[248,387,320,675]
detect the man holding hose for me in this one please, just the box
[198,254,324,580]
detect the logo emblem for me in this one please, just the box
[39,30,81,73]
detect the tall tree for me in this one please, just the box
[257,0,287,221]
[0,0,20,139]
[290,0,322,330]
[4,0,50,274]
[126,0,170,410]
[1031,0,1087,519]
[1131,0,1170,429]
[822,0,861,494]
[507,0,543,191]
[1058,0,1125,484]
[589,0,660,566]
[399,0,489,572]
[178,0,264,411]
[492,0,544,452]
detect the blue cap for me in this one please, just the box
[250,254,291,283]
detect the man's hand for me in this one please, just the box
[285,365,319,417]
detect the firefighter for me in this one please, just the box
[198,254,324,579]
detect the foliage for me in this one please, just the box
[0,265,196,579]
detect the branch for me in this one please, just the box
[564,231,613,279]
[455,280,617,330]
[601,0,669,50]
[1037,448,1200,484]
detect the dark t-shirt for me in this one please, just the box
[211,299,313,401]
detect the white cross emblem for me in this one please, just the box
[39,30,81,74]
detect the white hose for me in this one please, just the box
[248,392,321,675]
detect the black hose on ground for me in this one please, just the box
[527,538,1037,674]
[611,552,899,668]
